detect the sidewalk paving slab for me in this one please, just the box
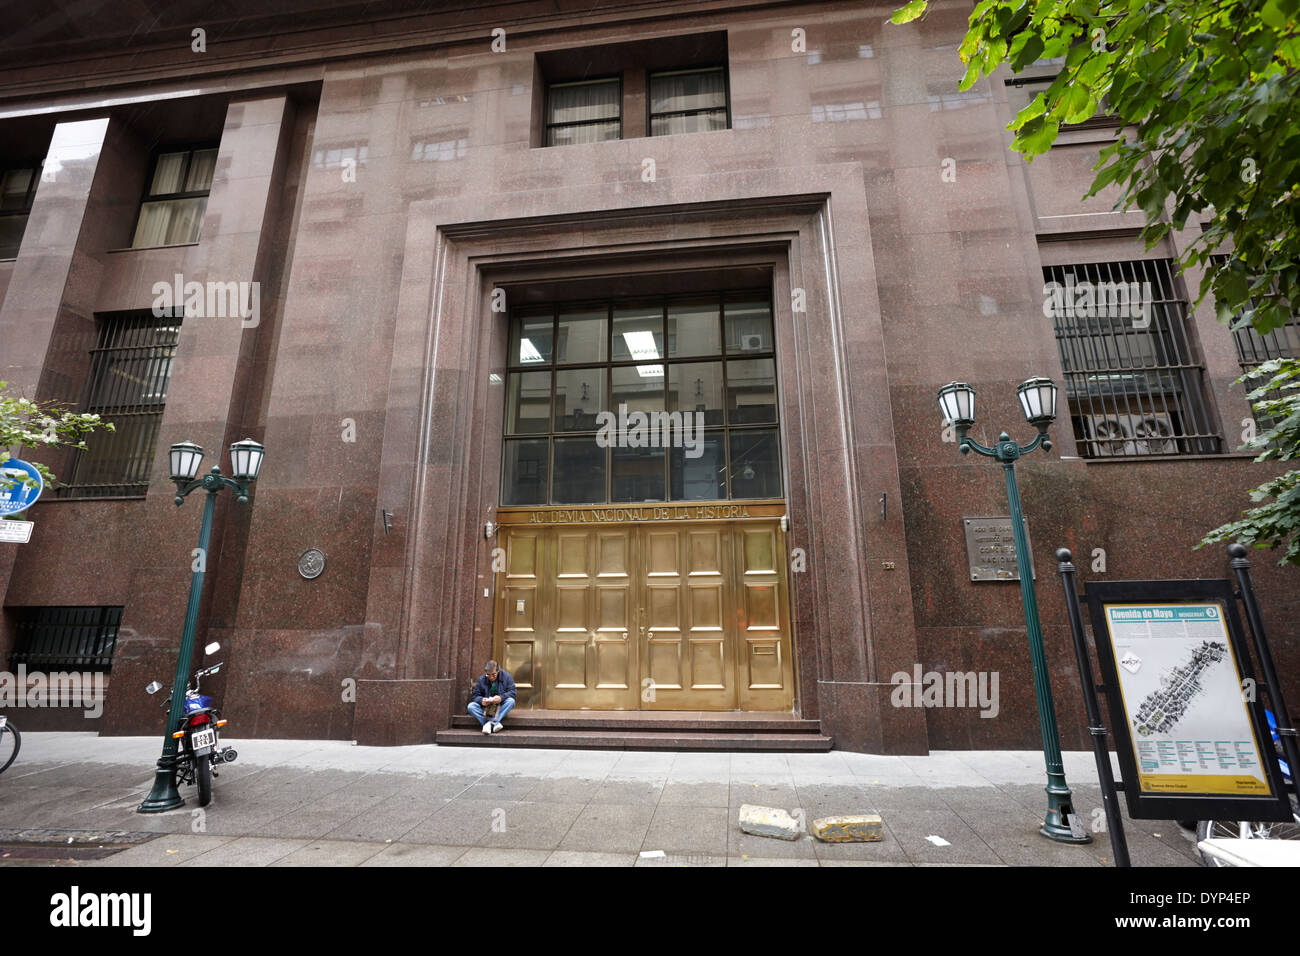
[0,733,1208,867]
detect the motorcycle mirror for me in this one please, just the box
[145,681,163,695]
[204,641,221,656]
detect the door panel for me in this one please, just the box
[735,523,795,709]
[499,530,541,707]
[544,527,637,708]
[639,524,736,709]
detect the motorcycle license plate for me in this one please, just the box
[190,728,217,751]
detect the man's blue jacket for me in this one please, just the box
[471,669,517,705]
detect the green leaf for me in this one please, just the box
[1062,82,1093,123]
[1011,34,1046,70]
[890,0,928,25]
[1261,0,1291,28]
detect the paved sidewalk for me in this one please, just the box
[0,733,1200,866]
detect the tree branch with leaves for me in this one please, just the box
[0,381,114,502]
[892,0,1300,565]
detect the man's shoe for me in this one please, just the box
[492,723,504,733]
[482,722,493,735]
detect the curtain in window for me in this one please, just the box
[546,80,620,145]
[649,70,726,135]
[651,110,728,136]
[548,80,619,124]
[185,149,218,191]
[131,197,207,248]
[650,70,725,113]
[132,201,172,247]
[148,152,188,195]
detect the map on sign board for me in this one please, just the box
[1101,602,1270,797]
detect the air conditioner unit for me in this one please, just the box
[741,333,764,351]
[1082,412,1177,457]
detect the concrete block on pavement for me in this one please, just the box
[738,804,801,840]
[812,814,884,843]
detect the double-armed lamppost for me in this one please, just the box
[139,437,265,813]
[937,377,1088,844]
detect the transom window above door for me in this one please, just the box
[501,294,781,506]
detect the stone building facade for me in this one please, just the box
[1,0,1295,754]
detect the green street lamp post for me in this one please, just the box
[937,377,1089,844]
[139,438,265,813]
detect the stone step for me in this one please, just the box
[434,728,834,751]
[449,710,821,734]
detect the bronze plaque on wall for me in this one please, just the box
[963,516,1034,582]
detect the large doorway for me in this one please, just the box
[494,506,795,711]
[492,289,794,711]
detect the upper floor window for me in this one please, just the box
[131,146,217,248]
[545,78,621,146]
[0,165,40,259]
[62,313,181,498]
[1231,311,1300,373]
[649,68,728,135]
[534,31,729,147]
[1224,264,1300,441]
[1043,259,1221,458]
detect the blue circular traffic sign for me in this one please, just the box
[0,459,43,516]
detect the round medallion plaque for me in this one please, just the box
[298,548,326,580]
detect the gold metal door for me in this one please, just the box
[733,521,796,710]
[497,528,542,708]
[494,513,794,712]
[639,524,735,709]
[544,527,638,709]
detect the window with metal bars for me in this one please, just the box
[1043,259,1222,458]
[8,606,122,671]
[1215,255,1300,440]
[60,313,181,497]
[1232,316,1300,377]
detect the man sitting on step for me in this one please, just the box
[468,660,517,735]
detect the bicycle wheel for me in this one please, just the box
[1197,801,1300,866]
[0,720,20,774]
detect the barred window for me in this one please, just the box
[1229,299,1300,440]
[0,164,40,259]
[1044,259,1221,458]
[61,314,181,497]
[131,145,217,248]
[9,606,122,672]
[1232,315,1300,370]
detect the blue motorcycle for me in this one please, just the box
[147,643,237,807]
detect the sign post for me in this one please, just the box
[0,458,43,544]
[1055,549,1130,866]
[1056,547,1296,866]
